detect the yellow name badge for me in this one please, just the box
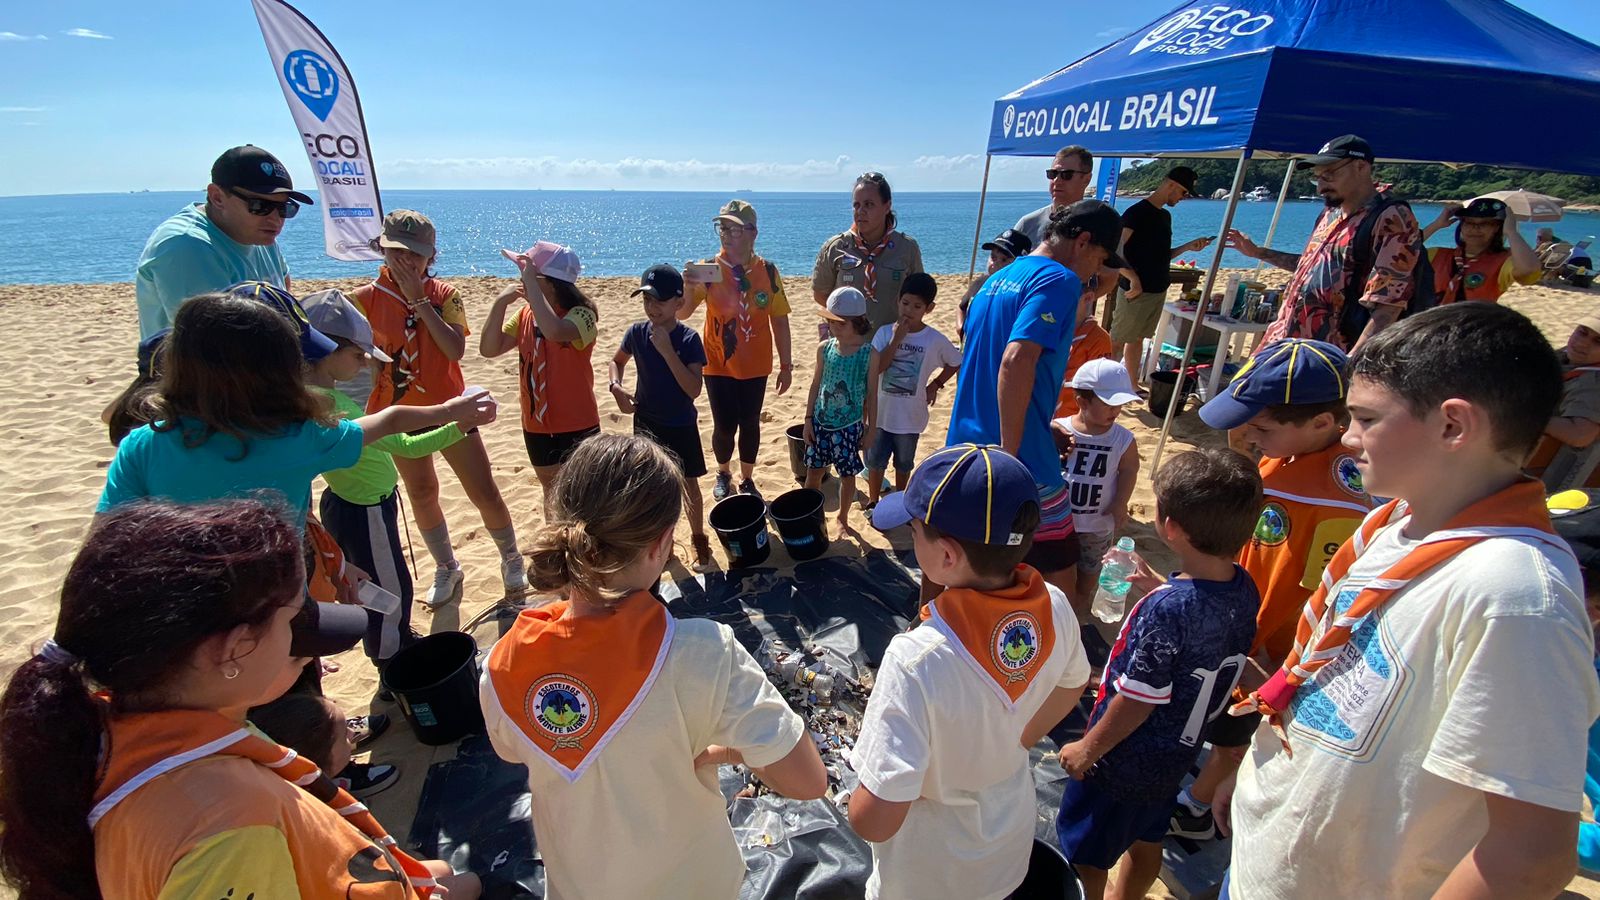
[1301,517,1360,590]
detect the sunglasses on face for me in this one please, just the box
[1312,160,1356,183]
[228,188,299,219]
[715,222,749,236]
[1046,168,1091,180]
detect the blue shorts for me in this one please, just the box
[865,430,918,473]
[1055,776,1171,871]
[803,421,865,477]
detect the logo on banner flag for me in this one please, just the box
[253,0,383,262]
[1130,5,1274,56]
[283,49,338,121]
[1003,105,1016,138]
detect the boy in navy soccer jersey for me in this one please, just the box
[1055,448,1262,900]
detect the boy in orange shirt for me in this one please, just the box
[1168,337,1375,840]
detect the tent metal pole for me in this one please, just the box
[1148,151,1252,478]
[967,154,993,282]
[1257,162,1297,272]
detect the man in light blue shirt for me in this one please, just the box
[949,199,1124,603]
[134,145,309,339]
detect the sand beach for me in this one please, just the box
[0,272,1596,898]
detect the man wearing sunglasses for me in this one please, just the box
[135,145,312,341]
[1013,146,1095,248]
[1228,135,1421,353]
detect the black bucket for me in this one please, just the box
[709,493,771,568]
[1006,839,1085,900]
[380,631,484,746]
[1148,370,1195,418]
[785,423,808,484]
[769,488,829,561]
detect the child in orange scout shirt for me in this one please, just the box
[1055,296,1115,419]
[483,242,602,522]
[852,444,1091,900]
[479,435,827,900]
[1164,338,1375,841]
[353,210,525,608]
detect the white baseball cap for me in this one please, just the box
[300,289,392,363]
[1068,358,1140,406]
[501,239,583,283]
[820,286,868,321]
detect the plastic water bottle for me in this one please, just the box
[1091,537,1140,624]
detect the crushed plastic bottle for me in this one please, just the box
[1090,536,1141,624]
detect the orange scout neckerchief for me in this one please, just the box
[1233,479,1564,748]
[484,590,675,783]
[90,707,434,895]
[920,565,1058,707]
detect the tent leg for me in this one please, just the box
[967,154,993,282]
[1259,162,1296,257]
[1148,152,1252,478]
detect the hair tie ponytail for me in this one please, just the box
[37,639,80,668]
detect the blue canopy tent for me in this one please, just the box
[970,0,1600,472]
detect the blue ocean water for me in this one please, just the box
[1,189,1594,284]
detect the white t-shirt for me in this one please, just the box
[1230,517,1600,900]
[849,584,1091,900]
[1055,416,1136,535]
[480,618,806,900]
[871,324,962,435]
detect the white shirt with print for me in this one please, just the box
[849,584,1091,900]
[1054,416,1136,535]
[1229,515,1600,900]
[871,324,962,436]
[480,618,805,900]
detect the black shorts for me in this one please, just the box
[1023,533,1082,575]
[523,425,600,468]
[635,416,708,479]
[1204,709,1262,747]
[406,425,480,437]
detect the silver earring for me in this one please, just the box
[223,665,241,680]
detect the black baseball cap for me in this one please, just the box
[211,145,314,205]
[1460,197,1508,220]
[1052,199,1126,269]
[1297,134,1375,170]
[289,598,368,658]
[631,264,685,300]
[982,228,1033,259]
[1166,166,1198,195]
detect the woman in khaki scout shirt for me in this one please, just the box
[811,172,925,332]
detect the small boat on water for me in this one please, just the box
[1244,186,1274,202]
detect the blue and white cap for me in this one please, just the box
[871,444,1038,545]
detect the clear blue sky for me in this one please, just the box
[2,0,1597,196]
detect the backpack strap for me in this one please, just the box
[1341,197,1400,313]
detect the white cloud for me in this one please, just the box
[0,32,48,41]
[386,154,854,183]
[62,28,112,40]
[0,106,45,113]
[912,154,983,171]
[1095,26,1130,39]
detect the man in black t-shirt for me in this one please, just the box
[1109,166,1212,382]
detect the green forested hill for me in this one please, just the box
[1118,158,1600,205]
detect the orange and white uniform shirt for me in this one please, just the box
[92,710,429,900]
[502,305,599,435]
[480,591,805,900]
[685,253,790,380]
[351,268,470,412]
[1237,441,1376,662]
[850,566,1090,900]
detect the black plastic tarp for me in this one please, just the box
[407,551,1096,898]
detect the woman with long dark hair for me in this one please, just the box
[811,172,926,331]
[0,501,439,899]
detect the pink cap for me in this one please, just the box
[501,239,582,283]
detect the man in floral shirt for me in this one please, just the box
[1228,135,1420,353]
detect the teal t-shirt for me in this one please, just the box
[98,417,363,527]
[813,337,872,430]
[318,387,464,506]
[134,203,290,339]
